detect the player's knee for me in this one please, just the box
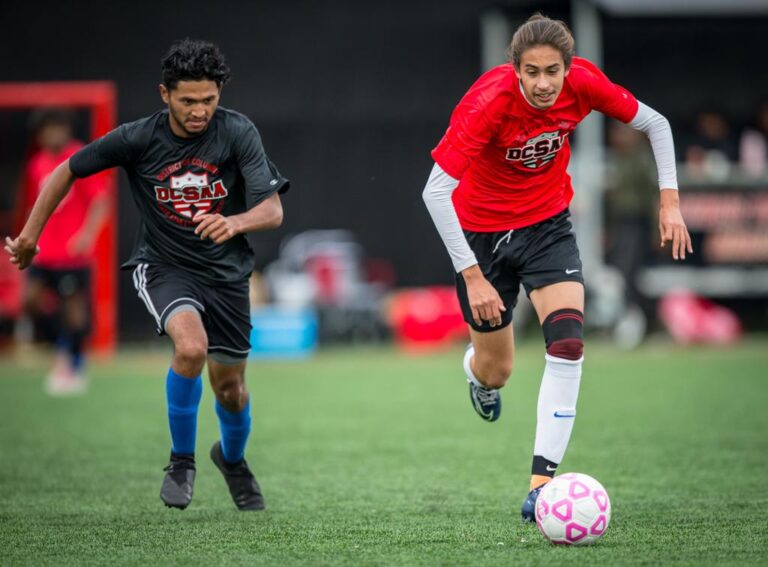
[543,308,584,361]
[23,292,41,316]
[216,379,247,409]
[173,336,208,372]
[474,356,513,389]
[62,299,88,331]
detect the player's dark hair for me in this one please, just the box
[161,39,231,90]
[507,13,575,69]
[29,107,75,133]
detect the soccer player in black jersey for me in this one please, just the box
[5,39,289,511]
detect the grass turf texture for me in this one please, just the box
[1,339,767,566]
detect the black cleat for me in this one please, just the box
[210,441,265,511]
[160,453,196,510]
[521,483,547,522]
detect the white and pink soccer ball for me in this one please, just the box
[535,472,611,545]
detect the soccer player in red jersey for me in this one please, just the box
[422,14,692,521]
[20,110,107,395]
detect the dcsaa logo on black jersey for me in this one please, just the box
[505,131,569,169]
[154,171,228,220]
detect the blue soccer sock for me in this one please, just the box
[166,368,203,456]
[68,331,86,373]
[57,332,86,374]
[215,398,251,464]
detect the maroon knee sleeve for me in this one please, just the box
[542,309,584,360]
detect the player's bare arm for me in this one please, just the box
[5,159,76,269]
[68,192,110,255]
[658,188,692,261]
[461,264,506,327]
[194,193,283,244]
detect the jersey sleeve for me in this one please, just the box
[236,122,290,209]
[579,59,639,124]
[68,122,143,178]
[431,99,496,180]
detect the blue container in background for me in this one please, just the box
[249,307,318,359]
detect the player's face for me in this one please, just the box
[515,45,569,110]
[37,123,72,153]
[160,80,221,137]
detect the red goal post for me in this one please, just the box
[0,82,118,355]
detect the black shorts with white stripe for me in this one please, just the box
[131,263,252,360]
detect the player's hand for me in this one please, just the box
[4,235,40,270]
[462,265,506,327]
[659,189,693,261]
[193,213,239,244]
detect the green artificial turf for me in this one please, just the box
[1,339,767,566]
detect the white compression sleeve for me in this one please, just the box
[628,101,679,190]
[422,163,478,272]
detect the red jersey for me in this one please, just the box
[23,140,103,268]
[432,57,638,231]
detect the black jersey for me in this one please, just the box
[69,107,289,283]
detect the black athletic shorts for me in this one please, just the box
[26,266,92,338]
[28,265,91,298]
[455,208,584,333]
[131,263,252,361]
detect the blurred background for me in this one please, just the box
[1,0,767,360]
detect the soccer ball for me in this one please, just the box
[535,473,611,545]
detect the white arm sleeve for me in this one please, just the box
[628,101,679,190]
[422,163,478,273]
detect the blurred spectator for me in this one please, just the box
[17,108,107,395]
[605,122,658,322]
[684,110,738,181]
[739,100,768,178]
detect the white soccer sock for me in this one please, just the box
[533,354,583,464]
[463,345,488,388]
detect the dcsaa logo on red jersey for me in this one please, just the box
[506,130,569,169]
[154,171,228,220]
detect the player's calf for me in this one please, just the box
[471,349,513,389]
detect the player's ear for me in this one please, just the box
[159,84,170,105]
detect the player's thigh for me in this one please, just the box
[203,282,251,410]
[518,210,585,323]
[456,230,520,332]
[470,323,515,373]
[22,269,46,313]
[131,263,205,335]
[529,281,584,324]
[166,309,208,351]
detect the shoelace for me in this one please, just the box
[164,460,194,473]
[474,385,498,405]
[223,460,254,479]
